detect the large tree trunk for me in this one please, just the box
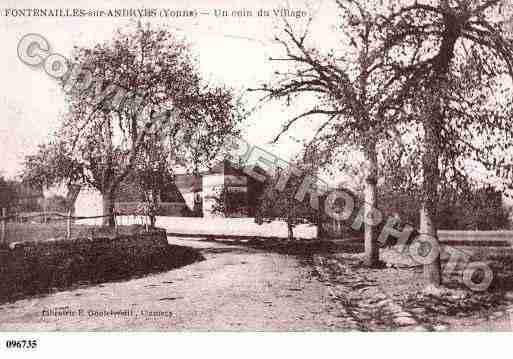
[420,207,441,286]
[421,113,442,286]
[417,24,458,286]
[102,190,116,227]
[363,143,379,267]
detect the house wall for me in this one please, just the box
[73,162,262,220]
[74,187,103,225]
[182,192,196,212]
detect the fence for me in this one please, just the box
[2,207,513,245]
[0,208,153,245]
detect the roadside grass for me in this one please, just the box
[327,244,513,329]
[214,233,513,329]
[202,236,364,256]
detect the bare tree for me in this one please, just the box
[255,160,318,240]
[255,0,417,266]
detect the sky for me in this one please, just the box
[1,0,512,201]
[0,0,342,182]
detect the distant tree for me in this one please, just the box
[211,186,248,218]
[438,186,511,230]
[255,163,318,240]
[379,140,511,230]
[473,188,510,229]
[22,141,85,216]
[22,142,84,191]
[378,137,423,227]
[44,195,69,213]
[0,177,16,213]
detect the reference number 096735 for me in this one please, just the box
[5,339,37,349]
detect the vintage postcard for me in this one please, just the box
[1,0,513,352]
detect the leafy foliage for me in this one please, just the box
[22,142,84,190]
[22,22,242,225]
[254,160,320,240]
[0,177,17,212]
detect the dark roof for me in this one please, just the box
[115,159,264,203]
[161,181,187,203]
[115,177,190,204]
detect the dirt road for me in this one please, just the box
[0,238,355,331]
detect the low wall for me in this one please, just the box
[0,225,204,304]
[438,230,513,246]
[157,217,319,239]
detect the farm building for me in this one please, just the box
[74,160,266,220]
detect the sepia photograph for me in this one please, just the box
[1,0,513,355]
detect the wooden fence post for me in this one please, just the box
[1,208,6,244]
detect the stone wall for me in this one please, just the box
[0,226,203,304]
